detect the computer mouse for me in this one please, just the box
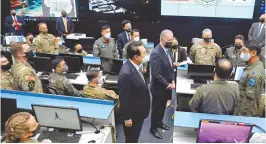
[88,140,96,143]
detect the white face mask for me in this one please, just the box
[141,55,149,64]
[104,33,111,39]
[240,52,251,61]
[133,37,140,41]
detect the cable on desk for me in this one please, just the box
[95,131,106,143]
[81,119,100,134]
[253,124,266,133]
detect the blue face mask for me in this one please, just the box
[240,52,251,61]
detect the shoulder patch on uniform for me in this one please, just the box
[248,79,256,87]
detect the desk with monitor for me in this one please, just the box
[0,89,116,143]
[173,111,266,143]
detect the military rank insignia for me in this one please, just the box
[28,81,35,91]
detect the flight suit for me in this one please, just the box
[11,61,43,93]
[225,47,247,67]
[234,59,265,117]
[0,71,13,90]
[190,41,222,65]
[74,50,88,56]
[33,33,59,54]
[189,80,239,114]
[47,72,81,97]
[93,37,119,59]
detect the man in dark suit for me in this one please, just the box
[248,14,265,47]
[150,29,175,139]
[56,10,74,36]
[117,20,132,58]
[4,9,25,35]
[118,41,150,143]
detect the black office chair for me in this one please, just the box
[41,79,50,94]
[46,85,59,95]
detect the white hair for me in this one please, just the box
[202,28,212,35]
[160,29,173,40]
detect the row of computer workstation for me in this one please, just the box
[173,62,266,143]
[1,49,127,142]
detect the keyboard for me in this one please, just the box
[65,73,79,79]
[37,131,81,143]
[191,84,202,89]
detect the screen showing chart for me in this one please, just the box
[10,0,77,17]
[161,0,256,19]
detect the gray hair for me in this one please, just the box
[160,29,173,40]
[202,28,212,35]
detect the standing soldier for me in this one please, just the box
[93,25,119,59]
[234,40,265,117]
[34,22,59,54]
[10,42,43,93]
[0,55,13,90]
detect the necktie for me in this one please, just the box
[166,49,172,67]
[128,34,131,41]
[138,67,145,82]
[63,18,68,33]
[14,17,20,31]
[256,24,263,40]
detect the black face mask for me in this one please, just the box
[77,48,83,53]
[11,13,16,16]
[24,50,34,60]
[29,37,34,42]
[165,42,173,48]
[259,18,265,23]
[172,45,178,50]
[235,44,242,49]
[30,125,40,138]
[1,64,11,71]
[204,38,211,43]
[62,14,67,17]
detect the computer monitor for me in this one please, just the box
[56,56,81,73]
[65,39,79,51]
[33,57,52,72]
[35,52,58,60]
[197,119,253,143]
[100,57,123,75]
[1,98,17,131]
[31,104,82,131]
[59,53,83,66]
[5,36,26,45]
[187,64,215,80]
[78,38,95,53]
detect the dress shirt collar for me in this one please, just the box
[129,59,141,72]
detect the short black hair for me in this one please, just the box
[215,59,233,79]
[235,35,244,42]
[131,29,139,35]
[127,41,143,59]
[86,68,100,82]
[26,33,33,37]
[101,25,110,31]
[122,20,131,28]
[244,40,261,55]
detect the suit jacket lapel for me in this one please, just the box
[127,61,147,87]
[158,45,172,68]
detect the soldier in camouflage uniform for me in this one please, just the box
[258,94,265,117]
[33,22,59,54]
[0,55,13,90]
[74,43,88,56]
[190,29,222,65]
[93,25,119,59]
[10,42,43,93]
[83,69,119,101]
[234,40,265,117]
[47,58,81,97]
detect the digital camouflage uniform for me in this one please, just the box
[234,59,265,117]
[93,37,119,59]
[190,41,222,65]
[11,61,43,93]
[47,72,81,97]
[258,94,265,117]
[0,71,13,90]
[33,33,59,54]
[83,83,119,100]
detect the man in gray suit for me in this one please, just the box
[248,14,265,47]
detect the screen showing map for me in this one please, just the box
[10,0,77,17]
[161,0,256,19]
[197,121,252,143]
